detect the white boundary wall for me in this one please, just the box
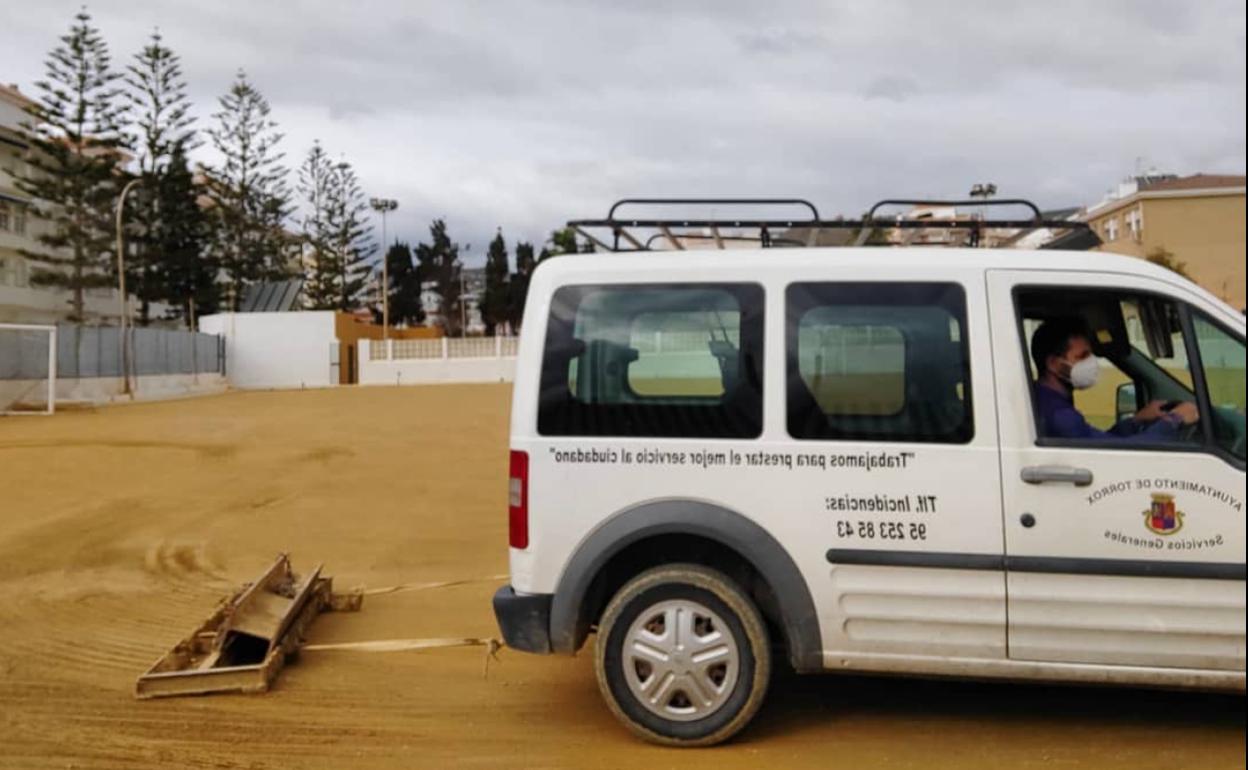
[360,336,516,385]
[1,372,227,407]
[199,311,337,389]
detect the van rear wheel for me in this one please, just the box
[594,564,771,746]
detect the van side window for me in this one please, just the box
[539,283,763,438]
[1020,296,1194,432]
[786,282,973,443]
[1013,287,1245,456]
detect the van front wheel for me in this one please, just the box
[594,564,771,746]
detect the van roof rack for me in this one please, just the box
[566,197,1100,252]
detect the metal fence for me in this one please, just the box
[0,324,224,380]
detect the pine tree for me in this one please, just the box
[15,9,127,322]
[203,71,292,308]
[548,226,577,255]
[531,225,585,269]
[515,241,537,274]
[507,240,536,330]
[547,226,591,256]
[379,241,423,326]
[152,145,215,326]
[323,159,372,311]
[257,185,295,281]
[125,29,196,324]
[415,219,462,336]
[297,141,337,309]
[481,229,510,335]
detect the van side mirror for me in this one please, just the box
[1116,382,1137,423]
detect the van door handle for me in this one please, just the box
[1020,465,1094,487]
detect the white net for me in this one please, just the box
[0,324,56,415]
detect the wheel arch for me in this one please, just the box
[548,499,823,673]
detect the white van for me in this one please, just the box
[492,200,1245,746]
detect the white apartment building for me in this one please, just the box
[1,81,153,325]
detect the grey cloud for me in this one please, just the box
[863,76,919,102]
[737,27,828,55]
[2,0,1244,263]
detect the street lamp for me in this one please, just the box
[116,177,142,397]
[369,197,399,339]
[969,183,997,208]
[968,183,997,248]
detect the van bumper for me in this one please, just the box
[492,585,553,654]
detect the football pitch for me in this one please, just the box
[0,385,1242,769]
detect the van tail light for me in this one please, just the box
[508,450,529,549]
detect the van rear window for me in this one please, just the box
[786,282,973,443]
[538,283,764,438]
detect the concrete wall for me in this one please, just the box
[360,356,516,385]
[199,312,337,389]
[333,314,441,384]
[66,373,227,404]
[196,313,511,389]
[1,372,226,412]
[359,337,516,385]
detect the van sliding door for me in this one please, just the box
[792,279,1008,664]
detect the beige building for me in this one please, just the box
[1083,173,1246,310]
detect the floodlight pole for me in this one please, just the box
[968,183,997,247]
[369,198,399,339]
[116,177,142,396]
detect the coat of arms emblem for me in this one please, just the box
[1144,493,1184,535]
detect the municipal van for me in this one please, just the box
[491,199,1246,746]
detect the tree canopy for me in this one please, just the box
[481,229,510,334]
[15,9,127,322]
[414,219,463,336]
[203,70,293,307]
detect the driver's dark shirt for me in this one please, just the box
[1034,382,1181,441]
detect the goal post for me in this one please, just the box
[0,323,57,415]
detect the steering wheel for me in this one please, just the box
[1160,400,1202,441]
[1177,420,1201,442]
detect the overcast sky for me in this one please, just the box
[3,1,1245,265]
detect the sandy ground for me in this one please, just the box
[0,384,1243,770]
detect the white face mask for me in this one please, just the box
[1065,355,1101,390]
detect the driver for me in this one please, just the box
[1031,318,1198,441]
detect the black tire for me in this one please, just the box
[593,564,771,747]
